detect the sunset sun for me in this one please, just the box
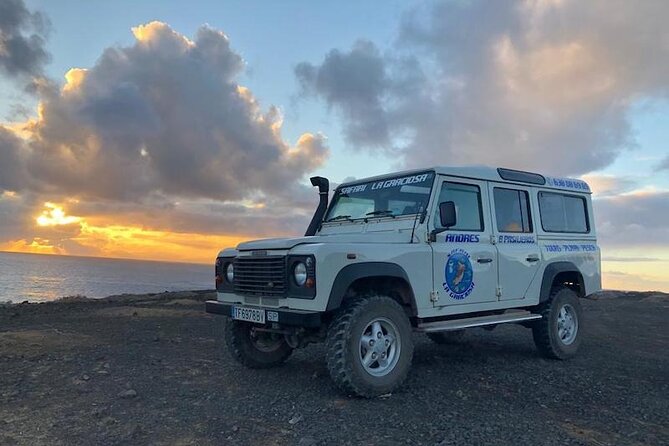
[36,203,82,227]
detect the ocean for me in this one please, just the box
[0,251,213,303]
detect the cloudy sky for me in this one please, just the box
[0,0,667,291]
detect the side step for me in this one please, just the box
[417,310,542,333]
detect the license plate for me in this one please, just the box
[231,306,265,324]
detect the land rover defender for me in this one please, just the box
[206,166,601,397]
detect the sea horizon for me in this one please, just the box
[0,251,213,303]
[0,250,213,267]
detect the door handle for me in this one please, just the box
[477,258,493,264]
[526,255,540,262]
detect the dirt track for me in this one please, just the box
[1,290,668,445]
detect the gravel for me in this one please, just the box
[0,290,667,445]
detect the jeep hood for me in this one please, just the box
[237,237,317,251]
[237,233,410,251]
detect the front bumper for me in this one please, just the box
[205,300,322,328]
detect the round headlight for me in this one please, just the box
[293,262,307,286]
[226,263,234,282]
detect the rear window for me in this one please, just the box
[493,188,533,233]
[538,192,589,233]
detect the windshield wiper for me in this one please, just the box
[326,214,352,222]
[366,210,396,218]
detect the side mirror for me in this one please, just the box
[429,201,457,242]
[439,201,457,228]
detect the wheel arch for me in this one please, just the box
[325,262,417,316]
[539,261,585,302]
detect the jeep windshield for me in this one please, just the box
[324,171,435,222]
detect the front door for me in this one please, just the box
[430,177,498,307]
[487,184,541,300]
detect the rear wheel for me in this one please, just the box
[225,320,293,368]
[427,330,465,344]
[532,287,582,359]
[326,296,414,398]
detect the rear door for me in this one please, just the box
[488,184,541,300]
[430,177,497,307]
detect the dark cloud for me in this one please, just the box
[0,0,50,79]
[0,21,330,254]
[296,40,392,147]
[0,191,37,241]
[67,195,315,238]
[1,22,328,204]
[295,40,427,152]
[296,0,669,176]
[594,191,669,246]
[0,126,28,192]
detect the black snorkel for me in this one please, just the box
[304,176,329,236]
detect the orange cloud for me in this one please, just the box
[0,200,249,264]
[63,68,88,94]
[602,269,669,293]
[70,223,246,264]
[131,21,194,49]
[0,238,63,255]
[4,220,247,264]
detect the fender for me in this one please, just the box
[326,262,417,313]
[539,261,582,302]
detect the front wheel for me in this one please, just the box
[326,296,414,398]
[225,320,293,368]
[532,287,583,359]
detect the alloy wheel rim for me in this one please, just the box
[358,317,401,377]
[557,304,578,345]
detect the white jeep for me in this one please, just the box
[206,166,601,397]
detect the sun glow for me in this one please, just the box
[36,203,82,227]
[63,68,88,93]
[69,223,246,263]
[0,238,62,255]
[15,201,248,263]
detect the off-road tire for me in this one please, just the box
[225,320,293,369]
[326,296,414,398]
[532,287,583,359]
[427,330,465,344]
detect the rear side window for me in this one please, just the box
[538,192,589,233]
[493,188,533,233]
[434,182,484,231]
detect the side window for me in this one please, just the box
[434,182,483,231]
[539,192,589,233]
[493,188,533,233]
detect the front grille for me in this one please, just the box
[233,256,287,297]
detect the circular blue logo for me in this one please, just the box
[443,249,475,300]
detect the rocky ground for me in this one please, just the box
[0,290,667,446]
